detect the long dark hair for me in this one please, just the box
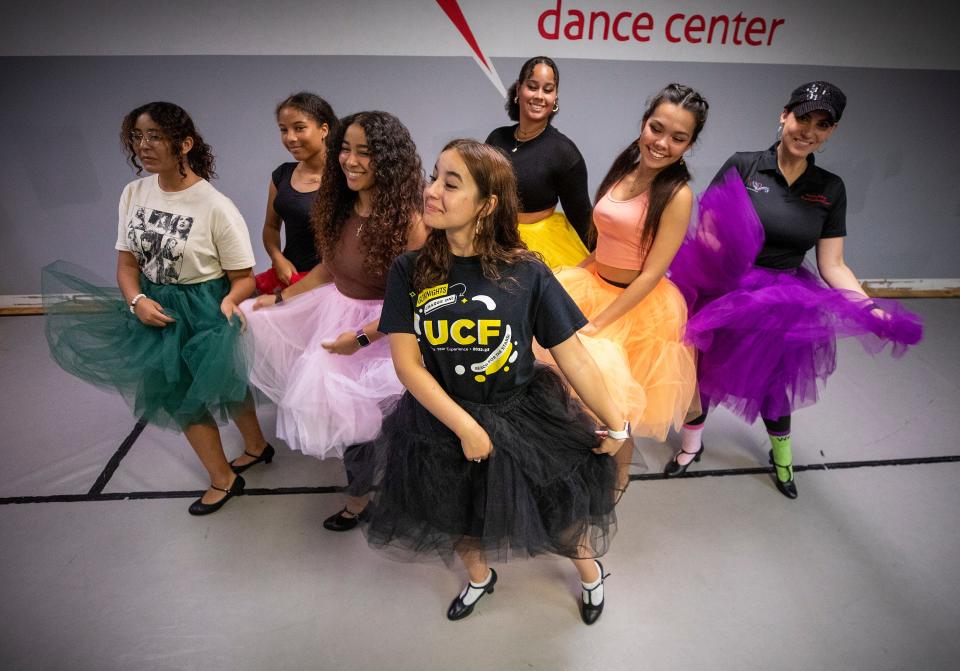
[593,84,709,254]
[275,91,341,155]
[505,56,560,122]
[120,102,216,180]
[414,139,538,292]
[311,111,423,277]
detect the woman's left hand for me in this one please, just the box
[321,330,361,356]
[221,298,246,330]
[592,433,627,456]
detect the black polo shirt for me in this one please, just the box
[710,144,846,270]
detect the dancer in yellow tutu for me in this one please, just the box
[486,56,591,267]
[541,84,709,487]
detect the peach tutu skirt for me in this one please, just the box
[518,213,589,269]
[546,266,698,441]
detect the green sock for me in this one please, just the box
[769,434,793,483]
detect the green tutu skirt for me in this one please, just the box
[42,260,251,430]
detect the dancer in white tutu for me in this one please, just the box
[240,111,426,530]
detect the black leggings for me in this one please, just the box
[686,411,790,435]
[342,441,375,497]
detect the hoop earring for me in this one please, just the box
[552,101,559,113]
[513,96,518,104]
[776,123,783,142]
[816,140,827,154]
[680,156,686,167]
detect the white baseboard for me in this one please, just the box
[3,279,958,313]
[0,294,45,309]
[859,278,959,291]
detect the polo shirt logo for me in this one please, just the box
[801,194,830,205]
[746,179,769,193]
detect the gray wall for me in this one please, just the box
[1,55,957,294]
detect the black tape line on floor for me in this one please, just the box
[87,418,147,496]
[631,453,960,481]
[0,485,344,505]
[2,454,959,506]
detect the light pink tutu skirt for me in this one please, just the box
[241,283,402,458]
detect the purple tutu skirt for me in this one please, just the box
[240,283,402,458]
[669,169,923,422]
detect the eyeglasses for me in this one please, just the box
[129,130,165,146]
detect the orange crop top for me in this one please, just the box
[593,187,649,271]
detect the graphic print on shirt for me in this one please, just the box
[413,281,520,383]
[126,206,194,283]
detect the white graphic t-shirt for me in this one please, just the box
[115,175,255,285]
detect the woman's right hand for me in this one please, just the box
[459,422,493,462]
[252,294,278,310]
[272,255,298,286]
[133,297,176,327]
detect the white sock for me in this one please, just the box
[677,425,705,466]
[459,569,492,606]
[581,561,604,606]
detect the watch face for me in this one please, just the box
[356,331,371,347]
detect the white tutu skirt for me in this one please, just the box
[240,283,402,458]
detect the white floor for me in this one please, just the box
[2,299,958,671]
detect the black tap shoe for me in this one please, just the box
[447,568,498,621]
[663,443,704,477]
[188,475,245,516]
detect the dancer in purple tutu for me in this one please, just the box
[666,81,923,498]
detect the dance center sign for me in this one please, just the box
[536,3,786,47]
[3,1,956,91]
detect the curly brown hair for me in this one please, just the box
[414,139,539,292]
[311,111,423,277]
[120,102,216,180]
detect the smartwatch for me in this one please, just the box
[605,421,631,440]
[355,329,371,348]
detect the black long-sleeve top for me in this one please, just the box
[486,124,592,245]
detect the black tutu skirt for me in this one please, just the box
[366,366,619,565]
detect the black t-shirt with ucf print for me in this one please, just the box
[379,252,587,404]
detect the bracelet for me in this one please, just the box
[129,293,146,314]
[605,420,631,441]
[273,287,284,304]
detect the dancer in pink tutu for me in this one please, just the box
[239,111,426,528]
[666,82,922,498]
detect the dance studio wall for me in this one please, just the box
[1,1,957,295]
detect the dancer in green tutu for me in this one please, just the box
[43,101,271,515]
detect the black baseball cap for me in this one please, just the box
[785,81,847,123]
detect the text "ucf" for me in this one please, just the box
[424,319,501,346]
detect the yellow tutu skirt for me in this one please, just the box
[547,267,698,441]
[519,212,588,268]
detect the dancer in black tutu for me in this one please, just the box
[367,139,630,625]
